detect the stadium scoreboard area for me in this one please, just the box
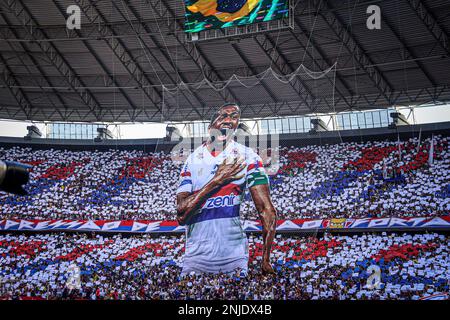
[184,0,290,33]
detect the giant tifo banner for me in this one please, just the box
[0,216,449,233]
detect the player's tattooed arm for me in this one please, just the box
[249,183,277,275]
[176,157,246,225]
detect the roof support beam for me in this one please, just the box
[292,15,355,100]
[381,12,437,87]
[52,0,140,122]
[308,0,395,104]
[231,43,278,103]
[144,0,323,118]
[142,0,242,110]
[253,34,318,114]
[73,0,163,121]
[3,0,103,121]
[0,11,71,121]
[405,0,450,56]
[273,20,355,112]
[112,0,204,120]
[0,52,32,119]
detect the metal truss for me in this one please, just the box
[143,0,243,114]
[381,12,437,87]
[0,0,449,123]
[293,13,353,91]
[178,0,311,116]
[252,34,329,114]
[252,1,356,114]
[0,9,83,121]
[146,0,317,116]
[284,14,355,111]
[115,0,208,121]
[0,52,32,119]
[225,84,450,119]
[186,17,293,43]
[2,0,105,121]
[73,0,163,121]
[0,84,448,123]
[305,0,395,105]
[51,0,148,122]
[406,0,450,56]
[250,2,319,113]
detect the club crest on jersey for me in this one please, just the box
[205,193,237,209]
[210,164,218,175]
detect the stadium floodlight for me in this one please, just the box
[165,126,183,142]
[309,118,329,134]
[24,125,42,140]
[94,127,114,142]
[388,112,409,129]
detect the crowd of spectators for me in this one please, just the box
[257,135,449,219]
[0,232,448,300]
[0,135,448,221]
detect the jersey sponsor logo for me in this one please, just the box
[204,193,237,209]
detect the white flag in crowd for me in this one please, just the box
[417,128,422,154]
[428,134,434,166]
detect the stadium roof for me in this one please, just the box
[0,0,449,123]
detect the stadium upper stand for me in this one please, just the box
[0,130,448,221]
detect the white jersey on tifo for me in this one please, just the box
[176,140,269,275]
